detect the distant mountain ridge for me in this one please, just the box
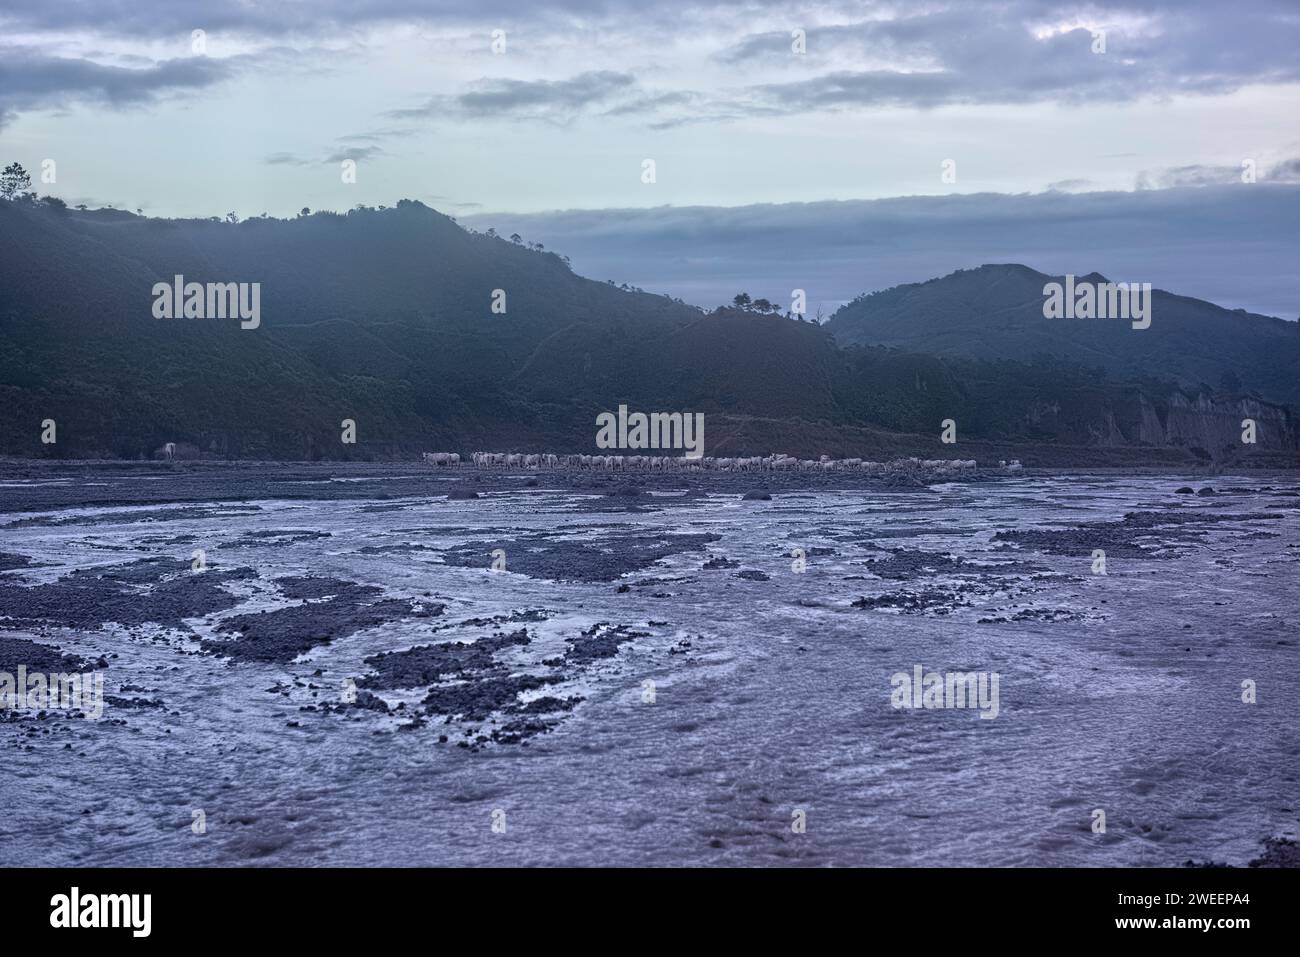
[827,264,1300,406]
[0,199,1295,465]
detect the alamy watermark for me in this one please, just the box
[1042,275,1151,329]
[595,404,704,458]
[50,887,150,937]
[1,666,104,719]
[152,274,261,329]
[890,664,1000,719]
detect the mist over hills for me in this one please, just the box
[0,197,1295,465]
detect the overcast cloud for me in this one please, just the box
[0,0,1295,312]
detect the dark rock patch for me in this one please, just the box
[0,636,95,674]
[422,673,562,722]
[441,531,719,583]
[238,529,332,543]
[0,552,37,572]
[1248,837,1300,868]
[103,695,164,710]
[566,622,647,662]
[853,586,975,614]
[993,510,1282,559]
[205,585,443,664]
[863,548,1037,580]
[360,629,530,689]
[274,576,379,602]
[356,543,439,555]
[0,559,252,631]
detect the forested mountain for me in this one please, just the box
[1,198,1294,464]
[827,264,1300,406]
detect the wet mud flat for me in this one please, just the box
[1,464,1298,866]
[0,458,991,515]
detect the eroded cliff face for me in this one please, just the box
[1105,392,1297,459]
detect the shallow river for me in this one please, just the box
[1,469,1297,866]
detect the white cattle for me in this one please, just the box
[451,449,983,478]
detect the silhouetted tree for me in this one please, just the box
[0,162,32,200]
[733,292,751,309]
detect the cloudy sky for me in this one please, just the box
[2,0,1298,314]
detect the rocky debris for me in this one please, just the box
[349,690,391,714]
[0,552,38,572]
[422,673,562,723]
[0,459,995,519]
[993,509,1282,559]
[0,636,96,674]
[441,531,719,582]
[1184,836,1300,868]
[853,586,975,614]
[978,607,1082,624]
[863,548,1038,580]
[228,529,332,547]
[359,629,531,689]
[1248,837,1300,868]
[741,490,772,500]
[567,622,647,662]
[0,558,252,631]
[2,504,261,529]
[204,581,443,664]
[274,576,379,602]
[103,695,164,710]
[458,609,551,627]
[864,548,969,579]
[356,542,440,555]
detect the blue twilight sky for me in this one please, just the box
[1,0,1297,315]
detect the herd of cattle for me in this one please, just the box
[422,452,995,473]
